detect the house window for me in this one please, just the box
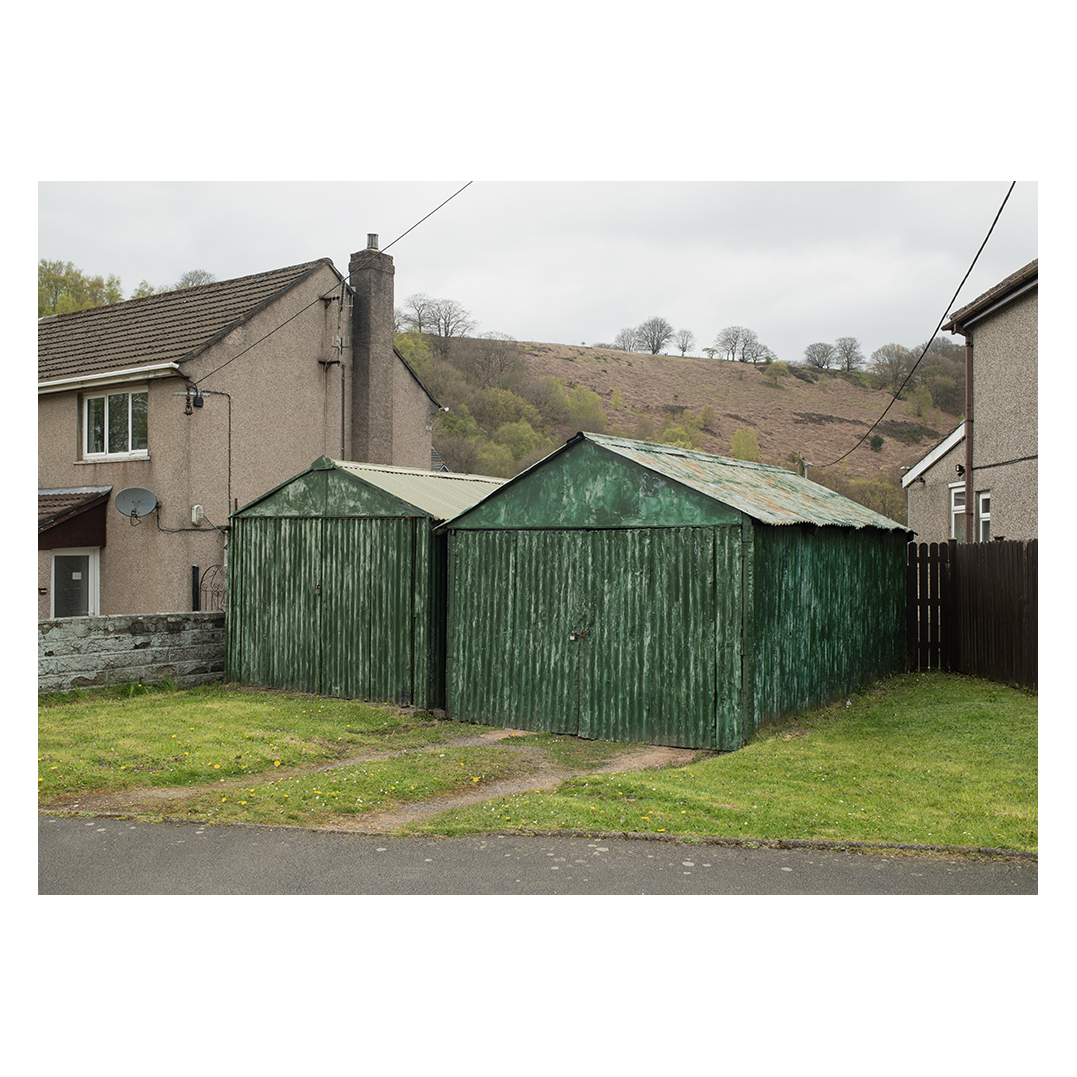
[979,492,991,542]
[84,389,148,457]
[52,548,100,618]
[950,484,965,543]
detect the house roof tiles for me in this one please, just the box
[943,259,1037,332]
[39,487,113,531]
[38,259,338,384]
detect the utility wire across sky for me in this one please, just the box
[815,181,1016,470]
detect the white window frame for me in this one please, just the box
[949,482,966,542]
[51,548,100,618]
[83,386,149,459]
[978,491,991,543]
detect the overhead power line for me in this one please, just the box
[194,181,473,387]
[815,180,1016,470]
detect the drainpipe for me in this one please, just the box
[962,331,973,543]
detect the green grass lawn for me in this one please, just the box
[403,673,1037,851]
[39,672,1037,851]
[37,684,490,799]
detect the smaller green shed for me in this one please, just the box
[439,433,911,750]
[226,456,504,708]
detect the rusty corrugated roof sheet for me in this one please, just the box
[327,459,505,520]
[586,434,908,530]
[38,259,338,384]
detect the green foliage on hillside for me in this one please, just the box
[813,471,907,526]
[731,426,763,461]
[400,332,719,477]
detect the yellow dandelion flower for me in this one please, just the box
[273,760,281,767]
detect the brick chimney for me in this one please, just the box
[348,235,395,464]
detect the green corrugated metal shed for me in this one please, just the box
[440,433,911,750]
[226,456,504,707]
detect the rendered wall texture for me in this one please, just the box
[38,612,225,694]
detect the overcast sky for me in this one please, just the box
[38,180,1036,364]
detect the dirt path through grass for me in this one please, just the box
[44,726,696,830]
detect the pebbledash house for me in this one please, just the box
[38,236,439,619]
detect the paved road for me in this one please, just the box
[38,815,1036,895]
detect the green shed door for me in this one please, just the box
[449,527,742,749]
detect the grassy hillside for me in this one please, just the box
[398,333,965,525]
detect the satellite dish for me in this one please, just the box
[115,487,158,518]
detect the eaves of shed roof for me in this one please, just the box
[38,259,339,385]
[586,434,909,530]
[943,259,1038,333]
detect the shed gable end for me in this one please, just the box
[237,467,424,518]
[451,439,742,529]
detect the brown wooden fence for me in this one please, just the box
[907,539,1037,689]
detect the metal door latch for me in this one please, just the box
[569,630,585,642]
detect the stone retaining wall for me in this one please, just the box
[38,612,226,694]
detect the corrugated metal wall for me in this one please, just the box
[227,515,440,707]
[750,525,907,724]
[447,526,745,750]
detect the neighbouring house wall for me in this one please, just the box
[392,357,439,469]
[967,287,1038,541]
[906,438,966,546]
[38,612,225,694]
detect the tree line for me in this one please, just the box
[38,260,217,318]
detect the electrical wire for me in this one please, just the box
[193,181,473,387]
[814,180,1016,470]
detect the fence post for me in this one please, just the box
[941,538,957,671]
[906,542,918,670]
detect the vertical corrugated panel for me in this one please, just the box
[425,532,449,709]
[751,525,906,726]
[321,517,418,706]
[230,515,432,707]
[448,530,518,726]
[226,516,322,693]
[512,530,584,734]
[447,525,745,750]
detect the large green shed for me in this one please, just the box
[226,456,504,708]
[440,433,910,750]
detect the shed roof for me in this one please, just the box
[38,259,338,385]
[232,456,505,521]
[324,459,505,519]
[590,434,908,529]
[445,433,910,532]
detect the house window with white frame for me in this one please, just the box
[84,389,148,457]
[978,491,991,542]
[950,484,965,542]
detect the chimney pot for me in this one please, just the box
[367,233,379,250]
